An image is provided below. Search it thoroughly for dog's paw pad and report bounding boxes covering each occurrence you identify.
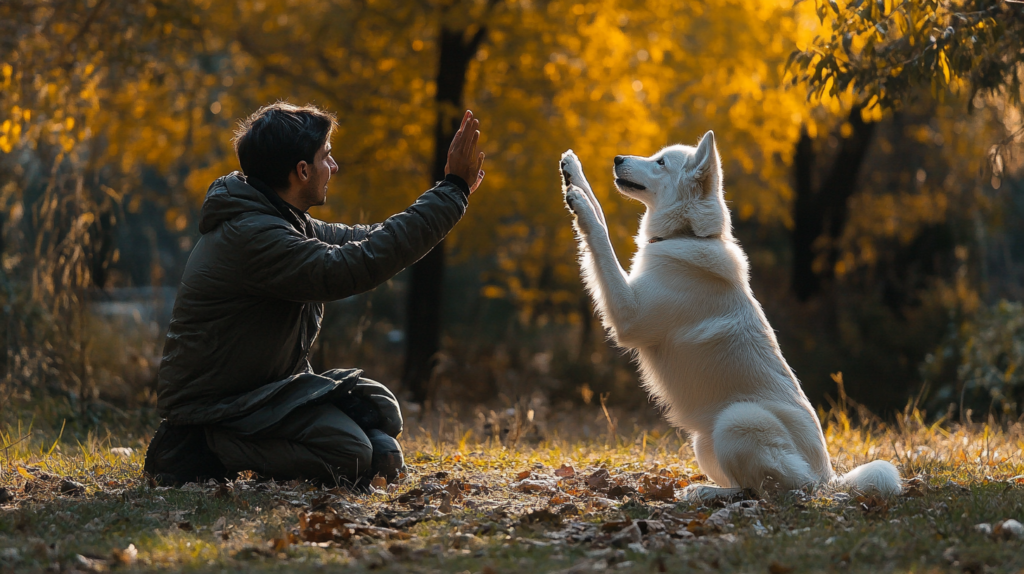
[564,187,583,212]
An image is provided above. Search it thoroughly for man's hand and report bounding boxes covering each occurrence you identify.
[445,110,486,195]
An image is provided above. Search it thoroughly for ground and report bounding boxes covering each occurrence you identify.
[0,405,1023,573]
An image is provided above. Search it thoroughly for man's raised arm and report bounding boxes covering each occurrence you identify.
[240,110,486,302]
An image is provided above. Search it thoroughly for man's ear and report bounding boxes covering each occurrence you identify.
[295,160,310,182]
[693,130,721,196]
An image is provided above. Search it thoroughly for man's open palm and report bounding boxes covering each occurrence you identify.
[445,110,485,194]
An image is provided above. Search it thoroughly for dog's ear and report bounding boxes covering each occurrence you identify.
[693,130,722,197]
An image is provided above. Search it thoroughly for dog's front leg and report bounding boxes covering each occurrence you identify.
[563,184,648,348]
[560,150,606,230]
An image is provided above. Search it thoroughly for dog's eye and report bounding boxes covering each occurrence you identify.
[656,158,665,166]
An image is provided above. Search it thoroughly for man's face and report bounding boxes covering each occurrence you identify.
[302,140,339,207]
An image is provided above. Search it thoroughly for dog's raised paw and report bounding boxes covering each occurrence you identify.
[563,186,584,213]
[560,150,583,187]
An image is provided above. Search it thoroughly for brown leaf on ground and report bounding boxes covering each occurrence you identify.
[600,519,633,532]
[548,494,570,505]
[768,562,794,574]
[521,508,563,526]
[443,481,465,501]
[555,464,576,478]
[516,470,532,480]
[855,495,889,516]
[690,474,708,482]
[298,511,349,543]
[607,484,638,499]
[639,475,676,501]
[513,479,558,494]
[370,476,388,489]
[587,469,611,490]
[269,533,298,552]
[686,518,708,537]
[438,493,453,513]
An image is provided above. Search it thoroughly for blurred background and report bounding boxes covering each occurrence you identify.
[1,0,1022,437]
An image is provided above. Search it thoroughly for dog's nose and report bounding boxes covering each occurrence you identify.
[614,156,625,166]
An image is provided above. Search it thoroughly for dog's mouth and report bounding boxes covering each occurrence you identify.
[614,178,647,191]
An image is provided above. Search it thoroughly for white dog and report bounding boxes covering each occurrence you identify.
[559,132,901,500]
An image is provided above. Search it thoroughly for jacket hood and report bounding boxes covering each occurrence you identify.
[198,172,282,234]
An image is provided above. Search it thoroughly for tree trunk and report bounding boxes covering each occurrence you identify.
[402,25,486,405]
[790,108,876,301]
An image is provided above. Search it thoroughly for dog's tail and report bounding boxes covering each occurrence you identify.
[833,460,902,496]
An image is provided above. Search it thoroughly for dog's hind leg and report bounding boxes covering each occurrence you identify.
[710,403,818,495]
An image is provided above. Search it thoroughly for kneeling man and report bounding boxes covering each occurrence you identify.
[145,103,484,486]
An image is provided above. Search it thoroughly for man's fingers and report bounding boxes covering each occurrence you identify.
[470,169,485,193]
[476,151,485,172]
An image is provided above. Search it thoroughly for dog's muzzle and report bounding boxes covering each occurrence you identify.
[614,178,646,191]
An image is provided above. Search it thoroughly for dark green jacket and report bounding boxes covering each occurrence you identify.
[156,171,468,430]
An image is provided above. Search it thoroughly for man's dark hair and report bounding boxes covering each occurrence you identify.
[232,102,338,190]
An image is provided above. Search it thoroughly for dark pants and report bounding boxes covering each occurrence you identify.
[146,377,404,486]
[207,403,375,482]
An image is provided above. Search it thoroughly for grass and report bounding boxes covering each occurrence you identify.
[0,401,1023,573]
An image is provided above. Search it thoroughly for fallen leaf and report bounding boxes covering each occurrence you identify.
[269,532,298,552]
[587,469,611,490]
[438,493,453,513]
[855,495,889,516]
[513,479,558,494]
[639,475,675,501]
[370,476,388,489]
[690,474,708,482]
[769,562,793,574]
[555,464,576,478]
[16,467,34,481]
[298,511,349,543]
[516,470,532,480]
[521,508,563,526]
[601,519,633,532]
[548,494,570,505]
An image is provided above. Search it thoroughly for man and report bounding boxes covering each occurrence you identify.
[144,103,484,486]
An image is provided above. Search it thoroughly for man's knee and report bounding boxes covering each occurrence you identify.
[335,378,403,438]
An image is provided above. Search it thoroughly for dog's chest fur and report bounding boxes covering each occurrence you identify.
[622,238,802,432]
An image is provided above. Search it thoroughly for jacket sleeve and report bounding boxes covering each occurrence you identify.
[234,179,469,303]
[309,220,377,245]
[310,175,469,245]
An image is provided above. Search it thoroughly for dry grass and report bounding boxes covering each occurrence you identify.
[0,402,1023,573]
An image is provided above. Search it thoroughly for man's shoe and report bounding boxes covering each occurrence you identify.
[366,429,405,482]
